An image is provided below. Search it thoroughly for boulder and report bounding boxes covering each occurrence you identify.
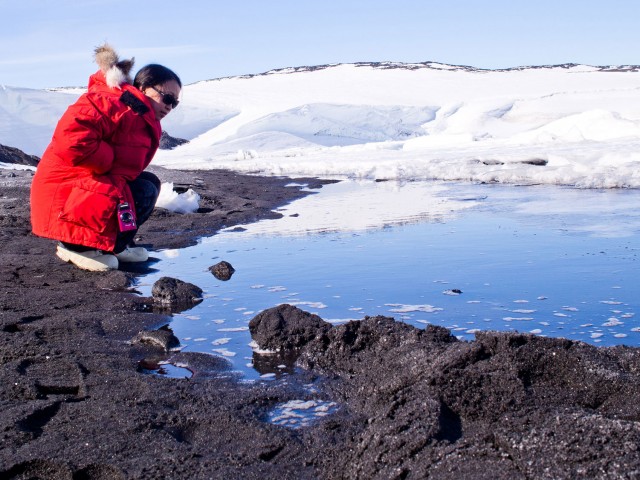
[151,276,203,308]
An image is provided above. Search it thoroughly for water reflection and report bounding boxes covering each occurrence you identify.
[137,181,640,379]
[229,179,480,235]
[138,359,193,379]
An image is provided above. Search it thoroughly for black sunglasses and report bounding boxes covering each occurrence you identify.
[151,86,179,109]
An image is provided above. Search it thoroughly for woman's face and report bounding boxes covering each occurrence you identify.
[143,79,181,121]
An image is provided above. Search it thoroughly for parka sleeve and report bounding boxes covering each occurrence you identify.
[49,101,116,174]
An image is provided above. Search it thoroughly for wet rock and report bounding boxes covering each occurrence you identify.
[249,304,331,352]
[251,349,300,377]
[137,358,193,379]
[209,261,235,281]
[132,325,180,352]
[137,358,166,371]
[169,351,234,379]
[151,276,203,308]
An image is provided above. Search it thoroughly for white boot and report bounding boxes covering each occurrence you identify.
[115,246,149,263]
[56,243,119,272]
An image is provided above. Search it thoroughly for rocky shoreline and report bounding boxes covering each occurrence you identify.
[2,166,640,479]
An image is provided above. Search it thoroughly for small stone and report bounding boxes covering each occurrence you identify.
[443,289,463,295]
[209,261,235,281]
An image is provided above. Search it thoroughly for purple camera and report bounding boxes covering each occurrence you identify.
[117,202,137,232]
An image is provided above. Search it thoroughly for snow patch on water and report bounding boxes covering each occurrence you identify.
[267,399,339,429]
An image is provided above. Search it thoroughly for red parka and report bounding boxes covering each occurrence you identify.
[30,70,162,251]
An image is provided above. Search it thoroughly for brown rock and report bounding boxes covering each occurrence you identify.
[209,260,235,281]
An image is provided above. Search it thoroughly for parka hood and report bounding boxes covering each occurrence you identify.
[93,43,135,89]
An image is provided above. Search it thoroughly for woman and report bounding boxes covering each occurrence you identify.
[30,44,181,271]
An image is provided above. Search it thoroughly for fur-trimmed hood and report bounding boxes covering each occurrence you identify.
[94,43,135,88]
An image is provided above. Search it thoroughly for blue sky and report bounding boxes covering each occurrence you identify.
[2,0,640,89]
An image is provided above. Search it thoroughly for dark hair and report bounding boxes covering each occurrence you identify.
[133,64,182,90]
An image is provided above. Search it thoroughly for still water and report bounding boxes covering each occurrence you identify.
[137,181,640,380]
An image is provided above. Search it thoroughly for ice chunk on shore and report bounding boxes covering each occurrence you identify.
[156,182,200,213]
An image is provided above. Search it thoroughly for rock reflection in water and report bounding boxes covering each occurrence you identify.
[250,349,300,378]
[138,359,193,379]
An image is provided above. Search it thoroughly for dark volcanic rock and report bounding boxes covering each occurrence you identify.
[0,143,40,166]
[151,276,203,308]
[249,304,331,352]
[298,315,457,372]
[209,260,235,281]
[159,130,189,150]
[248,306,640,478]
[519,158,548,166]
[303,317,640,479]
[132,325,180,352]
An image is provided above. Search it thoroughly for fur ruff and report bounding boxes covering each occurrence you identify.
[94,43,135,88]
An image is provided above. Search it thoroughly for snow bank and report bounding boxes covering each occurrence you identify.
[2,63,640,188]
